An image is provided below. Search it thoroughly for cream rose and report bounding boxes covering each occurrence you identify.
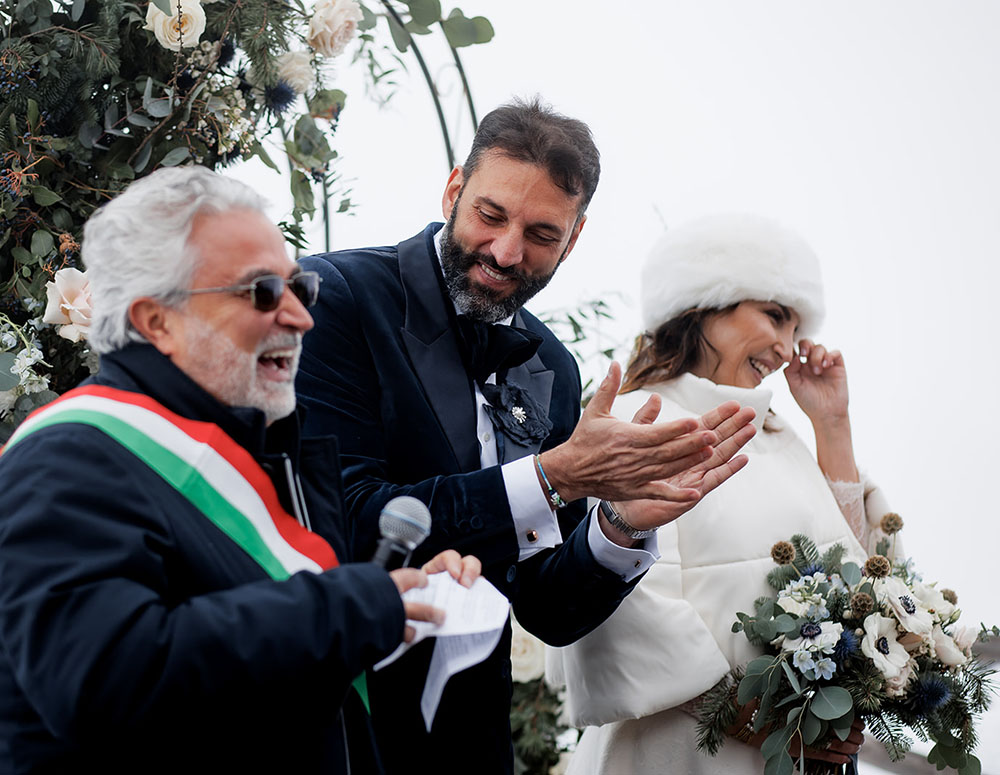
[144,0,206,52]
[884,659,916,697]
[952,625,978,656]
[510,615,545,683]
[277,51,317,95]
[42,268,92,343]
[932,625,968,668]
[307,0,363,59]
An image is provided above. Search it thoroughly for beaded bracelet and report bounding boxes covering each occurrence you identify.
[533,454,567,509]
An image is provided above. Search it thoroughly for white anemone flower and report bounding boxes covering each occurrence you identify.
[876,576,933,637]
[861,613,910,678]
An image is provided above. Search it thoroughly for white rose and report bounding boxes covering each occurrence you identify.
[912,580,956,621]
[952,625,978,656]
[932,625,968,668]
[144,0,206,52]
[42,267,92,342]
[776,594,809,618]
[307,0,363,58]
[861,613,910,679]
[510,616,545,683]
[277,51,317,95]
[0,389,17,413]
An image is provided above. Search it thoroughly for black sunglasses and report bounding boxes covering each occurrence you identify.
[186,271,321,311]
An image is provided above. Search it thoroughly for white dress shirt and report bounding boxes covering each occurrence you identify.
[433,230,657,581]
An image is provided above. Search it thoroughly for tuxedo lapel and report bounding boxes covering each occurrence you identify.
[398,225,481,472]
[500,311,554,463]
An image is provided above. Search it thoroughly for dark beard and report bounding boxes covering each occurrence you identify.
[440,213,560,324]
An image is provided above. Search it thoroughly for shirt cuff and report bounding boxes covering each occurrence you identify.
[502,455,563,561]
[587,503,660,582]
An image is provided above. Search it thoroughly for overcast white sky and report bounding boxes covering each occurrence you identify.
[233,2,1000,767]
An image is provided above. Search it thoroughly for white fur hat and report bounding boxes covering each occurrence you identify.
[640,214,825,338]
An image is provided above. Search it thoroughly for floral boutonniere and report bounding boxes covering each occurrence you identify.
[481,380,553,446]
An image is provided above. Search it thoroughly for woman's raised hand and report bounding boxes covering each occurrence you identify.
[784,339,850,425]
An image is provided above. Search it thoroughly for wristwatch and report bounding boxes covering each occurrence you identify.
[598,499,657,540]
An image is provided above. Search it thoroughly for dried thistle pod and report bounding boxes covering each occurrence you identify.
[850,592,875,618]
[864,554,891,579]
[771,541,795,565]
[880,512,904,535]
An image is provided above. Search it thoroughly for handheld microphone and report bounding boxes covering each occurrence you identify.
[371,496,432,570]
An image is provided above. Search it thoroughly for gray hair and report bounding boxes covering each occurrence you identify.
[81,165,267,354]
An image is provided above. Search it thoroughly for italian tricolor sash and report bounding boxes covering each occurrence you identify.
[2,384,339,578]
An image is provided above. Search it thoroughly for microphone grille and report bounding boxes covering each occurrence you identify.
[378,496,432,550]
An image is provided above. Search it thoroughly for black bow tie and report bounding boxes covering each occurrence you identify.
[454,315,543,387]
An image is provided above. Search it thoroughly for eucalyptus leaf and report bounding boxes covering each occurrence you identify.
[780,660,802,694]
[958,754,982,775]
[811,686,853,720]
[801,708,821,745]
[78,121,102,149]
[830,707,854,741]
[0,353,19,392]
[152,0,173,14]
[27,99,39,129]
[841,561,862,586]
[358,2,377,31]
[134,142,153,174]
[404,20,432,35]
[251,142,280,173]
[737,672,764,705]
[785,705,802,724]
[761,724,796,760]
[405,0,441,26]
[11,247,33,264]
[387,14,411,53]
[471,16,494,44]
[756,619,778,641]
[146,98,173,118]
[159,147,190,167]
[763,752,794,775]
[440,12,477,47]
[775,614,798,634]
[30,229,54,258]
[71,0,85,22]
[126,112,157,128]
[51,208,72,230]
[31,186,62,206]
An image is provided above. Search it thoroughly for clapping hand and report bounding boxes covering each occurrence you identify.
[539,362,756,544]
[603,381,757,539]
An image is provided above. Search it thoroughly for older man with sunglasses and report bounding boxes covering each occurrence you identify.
[0,166,481,774]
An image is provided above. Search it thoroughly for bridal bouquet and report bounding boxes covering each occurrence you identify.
[696,518,996,775]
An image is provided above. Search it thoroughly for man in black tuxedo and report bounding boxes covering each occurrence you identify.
[297,98,756,773]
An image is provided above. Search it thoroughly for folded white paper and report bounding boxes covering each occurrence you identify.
[373,572,510,730]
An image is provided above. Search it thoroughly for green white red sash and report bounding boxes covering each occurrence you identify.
[2,385,339,578]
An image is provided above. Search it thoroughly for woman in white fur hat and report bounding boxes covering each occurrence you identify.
[548,214,893,774]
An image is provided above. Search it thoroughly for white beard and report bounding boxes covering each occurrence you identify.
[182,317,301,425]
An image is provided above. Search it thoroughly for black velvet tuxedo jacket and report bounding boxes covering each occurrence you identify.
[297,224,637,774]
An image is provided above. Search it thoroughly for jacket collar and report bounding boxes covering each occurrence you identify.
[92,343,302,459]
[397,224,554,468]
[398,224,481,471]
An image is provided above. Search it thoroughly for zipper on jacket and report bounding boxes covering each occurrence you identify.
[281,453,312,531]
